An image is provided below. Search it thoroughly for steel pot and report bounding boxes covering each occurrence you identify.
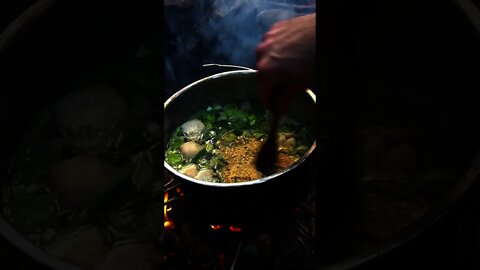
[0,1,162,269]
[163,69,317,224]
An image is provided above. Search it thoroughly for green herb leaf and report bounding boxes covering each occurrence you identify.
[221,131,237,142]
[166,153,182,165]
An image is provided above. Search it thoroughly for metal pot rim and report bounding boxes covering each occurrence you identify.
[164,69,316,187]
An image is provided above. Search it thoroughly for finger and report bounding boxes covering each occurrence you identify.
[261,30,271,41]
[255,38,273,60]
[263,28,277,40]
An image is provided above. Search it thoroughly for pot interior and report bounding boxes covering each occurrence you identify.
[163,70,316,184]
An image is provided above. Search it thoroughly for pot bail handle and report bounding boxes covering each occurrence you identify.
[202,63,255,71]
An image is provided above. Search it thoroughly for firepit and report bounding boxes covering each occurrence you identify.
[161,167,318,270]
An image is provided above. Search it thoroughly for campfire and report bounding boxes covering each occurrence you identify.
[161,172,317,269]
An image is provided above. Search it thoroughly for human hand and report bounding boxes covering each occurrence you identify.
[256,13,316,113]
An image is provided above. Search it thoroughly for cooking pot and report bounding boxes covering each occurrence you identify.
[0,1,162,269]
[163,68,317,224]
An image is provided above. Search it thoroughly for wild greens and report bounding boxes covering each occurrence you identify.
[165,103,312,183]
[2,41,164,268]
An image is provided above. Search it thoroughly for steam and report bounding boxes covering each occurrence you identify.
[164,0,315,93]
[199,0,264,67]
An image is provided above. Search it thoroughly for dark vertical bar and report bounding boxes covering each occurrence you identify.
[316,0,363,263]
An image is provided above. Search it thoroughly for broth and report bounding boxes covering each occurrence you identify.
[165,103,313,183]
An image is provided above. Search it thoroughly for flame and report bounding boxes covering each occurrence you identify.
[210,224,224,230]
[164,192,174,230]
[229,226,242,233]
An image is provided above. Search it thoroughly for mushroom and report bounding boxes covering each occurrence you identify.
[281,132,295,139]
[195,169,215,181]
[54,85,128,154]
[285,137,296,147]
[180,164,198,178]
[277,134,287,146]
[48,155,119,209]
[179,141,203,159]
[46,226,109,269]
[181,119,205,141]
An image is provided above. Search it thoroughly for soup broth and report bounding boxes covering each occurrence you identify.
[165,103,312,183]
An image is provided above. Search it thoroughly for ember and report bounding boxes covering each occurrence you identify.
[175,187,184,196]
[229,226,242,233]
[209,225,242,232]
[164,220,175,230]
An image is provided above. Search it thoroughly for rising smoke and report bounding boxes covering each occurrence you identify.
[164,0,315,93]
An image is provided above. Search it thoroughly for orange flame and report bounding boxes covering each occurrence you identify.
[210,224,224,230]
[164,192,174,230]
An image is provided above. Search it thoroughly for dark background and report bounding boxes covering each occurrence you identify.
[317,0,480,269]
[0,3,49,269]
[1,1,480,269]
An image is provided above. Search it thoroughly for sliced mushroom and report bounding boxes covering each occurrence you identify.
[285,137,296,147]
[180,164,198,178]
[47,226,109,269]
[54,85,128,154]
[195,169,215,181]
[277,134,287,146]
[55,85,127,139]
[281,132,295,139]
[179,141,203,159]
[48,156,118,209]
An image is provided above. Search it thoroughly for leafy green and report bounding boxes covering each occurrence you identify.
[221,131,237,143]
[166,153,182,166]
[169,136,184,150]
[165,102,313,182]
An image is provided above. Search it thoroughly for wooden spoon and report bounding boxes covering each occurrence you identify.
[255,87,284,175]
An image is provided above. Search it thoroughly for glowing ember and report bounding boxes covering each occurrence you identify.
[210,225,242,232]
[164,220,175,230]
[174,187,185,197]
[210,225,224,230]
[229,226,242,233]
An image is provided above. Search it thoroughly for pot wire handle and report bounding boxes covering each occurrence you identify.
[202,63,255,71]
